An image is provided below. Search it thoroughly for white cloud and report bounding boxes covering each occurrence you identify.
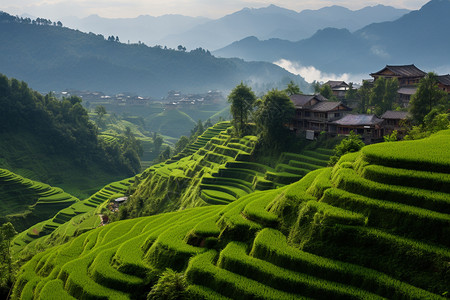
[274,59,366,84]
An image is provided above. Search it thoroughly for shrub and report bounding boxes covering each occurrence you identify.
[147,269,188,300]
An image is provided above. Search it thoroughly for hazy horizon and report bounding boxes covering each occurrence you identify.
[0,0,429,20]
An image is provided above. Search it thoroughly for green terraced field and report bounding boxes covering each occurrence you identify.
[10,130,450,299]
[11,177,135,257]
[0,169,79,232]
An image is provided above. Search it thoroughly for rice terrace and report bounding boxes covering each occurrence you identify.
[0,0,450,299]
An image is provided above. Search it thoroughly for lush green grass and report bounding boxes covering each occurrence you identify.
[361,130,450,173]
[10,130,450,299]
[0,168,79,232]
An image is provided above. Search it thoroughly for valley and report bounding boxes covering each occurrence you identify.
[0,0,449,299]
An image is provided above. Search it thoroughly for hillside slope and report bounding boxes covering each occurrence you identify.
[0,74,138,199]
[11,130,450,299]
[0,12,307,97]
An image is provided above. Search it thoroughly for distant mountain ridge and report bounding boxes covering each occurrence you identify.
[214,0,450,75]
[55,4,409,51]
[0,12,306,97]
[158,4,409,50]
[61,14,210,46]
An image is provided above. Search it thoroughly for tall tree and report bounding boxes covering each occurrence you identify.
[369,77,399,115]
[284,80,301,96]
[254,89,295,148]
[319,84,334,100]
[357,80,372,113]
[95,105,107,119]
[228,83,256,136]
[409,72,449,124]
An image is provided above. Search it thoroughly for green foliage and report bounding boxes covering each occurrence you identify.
[328,131,365,166]
[319,84,335,100]
[228,83,256,137]
[383,130,398,142]
[369,77,399,115]
[284,80,301,96]
[95,105,107,119]
[356,80,372,113]
[409,72,449,124]
[174,136,189,155]
[147,269,188,300]
[254,89,295,149]
[0,222,17,296]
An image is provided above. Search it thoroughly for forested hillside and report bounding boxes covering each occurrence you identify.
[0,74,140,198]
[0,12,307,97]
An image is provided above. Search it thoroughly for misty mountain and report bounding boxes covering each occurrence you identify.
[159,4,409,50]
[60,14,210,46]
[0,12,307,97]
[214,0,450,75]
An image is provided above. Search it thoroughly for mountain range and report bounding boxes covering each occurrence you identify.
[0,12,306,97]
[61,4,409,51]
[214,0,450,75]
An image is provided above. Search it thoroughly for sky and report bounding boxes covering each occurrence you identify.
[0,0,430,20]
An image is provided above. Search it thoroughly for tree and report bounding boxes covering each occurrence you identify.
[153,134,163,154]
[328,131,365,166]
[312,81,321,94]
[0,223,17,296]
[345,82,358,105]
[228,83,257,137]
[284,80,301,96]
[319,84,334,99]
[174,136,189,155]
[357,80,372,113]
[409,72,449,124]
[369,77,399,115]
[95,105,107,119]
[254,89,295,148]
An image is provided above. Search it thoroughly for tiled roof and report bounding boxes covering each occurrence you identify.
[325,81,348,88]
[290,94,327,107]
[438,74,450,86]
[370,64,427,77]
[381,110,409,120]
[311,101,350,112]
[333,114,383,126]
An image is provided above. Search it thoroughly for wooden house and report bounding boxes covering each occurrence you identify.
[370,64,426,87]
[370,64,427,105]
[331,114,384,144]
[381,110,409,138]
[324,81,350,99]
[437,74,450,93]
[290,94,352,135]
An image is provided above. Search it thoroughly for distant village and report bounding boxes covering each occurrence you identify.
[289,64,450,144]
[54,89,226,109]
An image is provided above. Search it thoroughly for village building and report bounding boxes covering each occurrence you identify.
[330,114,384,144]
[290,94,352,136]
[380,110,409,138]
[323,81,350,99]
[370,64,427,106]
[370,64,427,87]
[437,74,450,93]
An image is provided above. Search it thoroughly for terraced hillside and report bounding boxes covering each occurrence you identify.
[12,130,450,299]
[124,122,332,215]
[0,169,78,232]
[11,177,135,257]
